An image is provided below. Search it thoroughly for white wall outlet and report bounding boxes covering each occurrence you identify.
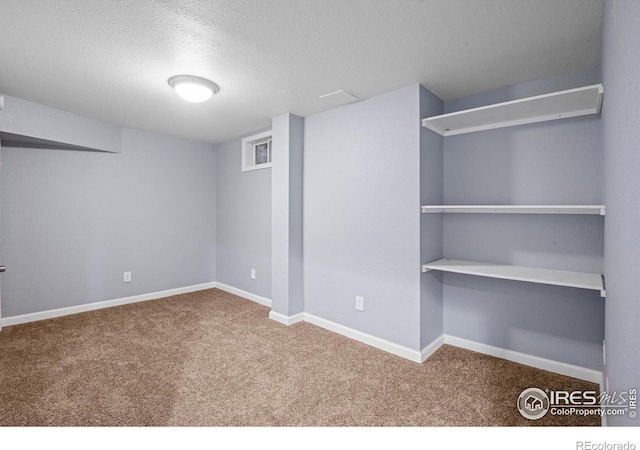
[251,269,256,280]
[124,271,132,283]
[355,296,364,311]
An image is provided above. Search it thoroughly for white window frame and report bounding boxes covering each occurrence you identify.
[241,130,272,172]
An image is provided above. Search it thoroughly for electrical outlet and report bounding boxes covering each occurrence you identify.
[251,269,256,280]
[124,271,132,283]
[355,296,364,311]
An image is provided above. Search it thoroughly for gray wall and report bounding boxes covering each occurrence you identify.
[601,0,640,426]
[1,128,217,317]
[420,85,444,348]
[271,114,304,316]
[304,85,423,350]
[216,133,272,298]
[0,95,121,153]
[442,68,605,370]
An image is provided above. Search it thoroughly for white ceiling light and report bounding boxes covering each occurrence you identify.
[168,75,219,103]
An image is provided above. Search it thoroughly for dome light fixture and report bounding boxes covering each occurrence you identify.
[168,75,219,103]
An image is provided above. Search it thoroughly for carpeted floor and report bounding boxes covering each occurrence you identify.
[0,288,599,426]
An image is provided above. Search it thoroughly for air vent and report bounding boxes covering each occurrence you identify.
[319,90,358,108]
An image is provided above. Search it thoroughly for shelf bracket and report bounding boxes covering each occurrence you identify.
[600,289,606,298]
[600,207,606,216]
[422,266,432,273]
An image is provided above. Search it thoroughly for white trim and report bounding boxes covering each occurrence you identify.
[303,313,422,362]
[268,311,304,326]
[214,282,272,307]
[0,282,217,327]
[241,130,272,172]
[443,334,603,384]
[600,377,607,427]
[241,162,272,172]
[0,278,603,389]
[421,334,445,362]
[264,312,601,384]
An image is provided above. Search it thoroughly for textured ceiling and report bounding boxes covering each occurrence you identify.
[0,0,603,144]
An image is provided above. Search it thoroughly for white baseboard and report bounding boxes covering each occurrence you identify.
[0,281,272,329]
[260,315,601,384]
[443,334,603,384]
[303,313,423,363]
[268,311,304,326]
[0,280,603,388]
[214,282,272,307]
[0,282,217,327]
[421,334,445,362]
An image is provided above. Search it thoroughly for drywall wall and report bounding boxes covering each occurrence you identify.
[216,132,272,298]
[442,68,605,370]
[304,84,423,350]
[271,113,304,317]
[0,128,216,317]
[601,0,640,426]
[419,85,444,349]
[0,95,121,153]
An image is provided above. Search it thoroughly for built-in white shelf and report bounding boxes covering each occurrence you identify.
[421,205,605,215]
[422,258,605,297]
[422,84,604,136]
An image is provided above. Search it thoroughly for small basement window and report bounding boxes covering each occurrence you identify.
[242,130,272,172]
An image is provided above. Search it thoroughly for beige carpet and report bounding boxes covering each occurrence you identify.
[0,288,599,426]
